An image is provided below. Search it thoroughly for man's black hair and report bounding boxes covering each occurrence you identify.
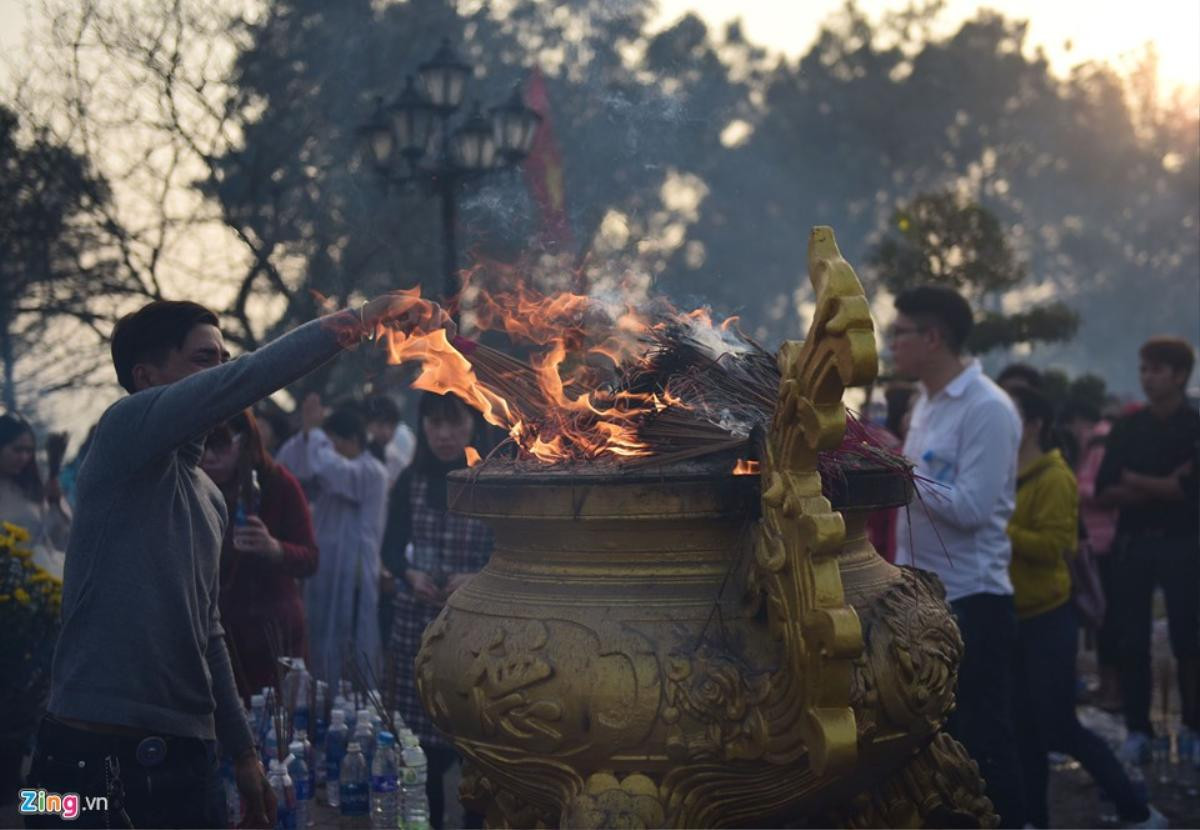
[893,286,974,354]
[363,394,402,426]
[111,300,220,394]
[997,363,1043,390]
[323,405,368,446]
[1140,336,1195,384]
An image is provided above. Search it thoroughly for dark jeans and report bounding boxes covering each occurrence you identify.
[23,717,225,829]
[947,592,1026,828]
[1014,602,1147,826]
[1114,534,1200,733]
[1095,552,1121,668]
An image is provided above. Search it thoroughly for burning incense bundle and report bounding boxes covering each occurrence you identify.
[370,281,910,480]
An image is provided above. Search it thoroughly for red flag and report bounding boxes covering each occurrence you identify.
[522,68,573,252]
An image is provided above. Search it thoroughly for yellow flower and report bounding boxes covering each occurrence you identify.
[2,522,31,543]
[14,588,31,604]
[0,594,10,603]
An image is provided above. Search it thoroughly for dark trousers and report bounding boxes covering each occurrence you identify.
[426,745,483,830]
[23,717,225,829]
[1113,534,1200,733]
[1095,552,1121,668]
[947,592,1026,828]
[1014,602,1147,826]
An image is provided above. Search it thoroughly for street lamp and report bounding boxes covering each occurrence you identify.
[360,39,541,305]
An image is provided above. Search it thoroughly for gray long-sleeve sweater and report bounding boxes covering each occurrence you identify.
[48,314,352,757]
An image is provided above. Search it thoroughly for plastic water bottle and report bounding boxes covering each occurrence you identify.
[314,682,329,787]
[324,710,349,808]
[355,720,376,770]
[370,731,400,830]
[339,741,370,826]
[264,722,280,767]
[401,733,430,830]
[284,659,313,734]
[287,740,312,829]
[268,757,297,830]
[250,694,267,751]
[293,730,316,798]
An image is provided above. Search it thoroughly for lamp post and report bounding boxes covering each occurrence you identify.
[357,38,542,305]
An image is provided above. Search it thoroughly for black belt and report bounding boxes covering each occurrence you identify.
[41,716,207,768]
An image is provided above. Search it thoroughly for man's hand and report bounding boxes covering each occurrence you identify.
[301,392,324,434]
[44,476,64,506]
[405,568,443,606]
[445,572,475,594]
[234,752,277,828]
[233,516,284,562]
[363,294,457,340]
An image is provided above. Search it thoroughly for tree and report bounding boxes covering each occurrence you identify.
[869,189,1079,352]
[0,104,121,411]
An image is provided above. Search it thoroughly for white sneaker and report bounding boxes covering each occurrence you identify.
[1125,804,1168,829]
[1119,731,1152,765]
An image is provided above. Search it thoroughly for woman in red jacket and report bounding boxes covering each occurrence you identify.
[202,409,319,699]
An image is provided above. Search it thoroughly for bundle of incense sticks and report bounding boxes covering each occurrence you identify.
[455,321,912,479]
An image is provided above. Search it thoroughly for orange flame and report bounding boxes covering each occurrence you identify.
[732,459,760,476]
[369,279,742,466]
[465,446,482,468]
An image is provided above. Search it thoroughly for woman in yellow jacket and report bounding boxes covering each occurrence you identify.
[1007,386,1161,828]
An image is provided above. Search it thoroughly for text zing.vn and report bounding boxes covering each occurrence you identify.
[19,789,108,820]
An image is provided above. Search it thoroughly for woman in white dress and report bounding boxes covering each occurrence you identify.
[0,412,71,578]
[276,396,388,689]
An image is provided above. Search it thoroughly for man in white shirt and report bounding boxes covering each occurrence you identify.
[891,286,1025,828]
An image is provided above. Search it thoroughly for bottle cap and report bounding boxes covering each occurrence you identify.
[377,731,395,747]
[289,740,305,754]
[347,741,361,753]
[251,693,265,707]
[331,709,346,724]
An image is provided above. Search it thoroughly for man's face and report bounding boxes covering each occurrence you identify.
[133,324,229,391]
[330,434,363,460]
[887,313,932,380]
[1140,360,1186,403]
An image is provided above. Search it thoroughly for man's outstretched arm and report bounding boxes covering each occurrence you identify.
[97,298,450,477]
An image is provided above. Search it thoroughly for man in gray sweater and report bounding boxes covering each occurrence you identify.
[26,295,447,828]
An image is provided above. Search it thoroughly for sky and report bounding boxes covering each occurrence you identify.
[1,0,1198,91]
[650,0,1200,92]
[0,0,1196,430]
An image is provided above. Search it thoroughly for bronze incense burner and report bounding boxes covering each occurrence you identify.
[416,228,997,828]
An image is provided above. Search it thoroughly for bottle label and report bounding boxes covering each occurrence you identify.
[293,709,309,732]
[340,782,369,816]
[371,774,397,793]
